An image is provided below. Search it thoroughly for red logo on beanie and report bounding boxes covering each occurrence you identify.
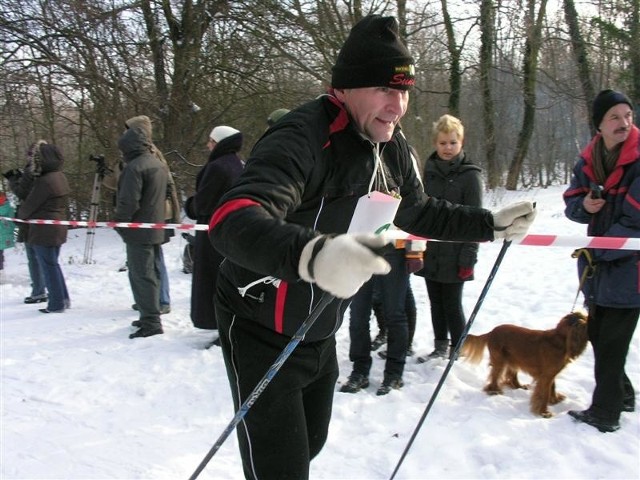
[390,74,416,87]
[389,64,415,88]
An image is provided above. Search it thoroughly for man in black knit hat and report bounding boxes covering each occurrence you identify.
[208,14,536,479]
[564,89,640,433]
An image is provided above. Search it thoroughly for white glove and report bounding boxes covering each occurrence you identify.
[299,233,392,298]
[492,201,537,241]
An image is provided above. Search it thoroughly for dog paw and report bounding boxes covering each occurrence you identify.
[540,411,553,418]
[484,386,503,395]
[550,393,566,405]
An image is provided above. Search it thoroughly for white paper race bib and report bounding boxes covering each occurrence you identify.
[347,191,401,234]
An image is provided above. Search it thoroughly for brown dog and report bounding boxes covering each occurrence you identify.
[461,312,589,418]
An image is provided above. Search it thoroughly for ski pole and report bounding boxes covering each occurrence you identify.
[389,239,513,480]
[188,291,335,480]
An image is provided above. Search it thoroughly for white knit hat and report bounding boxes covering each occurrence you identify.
[209,126,240,143]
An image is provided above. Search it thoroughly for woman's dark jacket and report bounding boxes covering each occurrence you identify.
[415,151,483,283]
[564,125,640,308]
[17,145,70,247]
[209,94,497,342]
[185,132,244,329]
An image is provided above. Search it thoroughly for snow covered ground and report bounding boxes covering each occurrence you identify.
[1,185,638,479]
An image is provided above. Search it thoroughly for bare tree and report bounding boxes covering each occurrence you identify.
[505,0,548,190]
[479,0,500,188]
[563,0,596,134]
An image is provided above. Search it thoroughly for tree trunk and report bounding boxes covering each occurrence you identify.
[506,0,548,191]
[480,0,499,189]
[441,0,461,116]
[563,0,596,134]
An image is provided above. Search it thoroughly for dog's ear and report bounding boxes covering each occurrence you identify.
[566,314,589,359]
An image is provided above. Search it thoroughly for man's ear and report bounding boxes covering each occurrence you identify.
[333,88,346,102]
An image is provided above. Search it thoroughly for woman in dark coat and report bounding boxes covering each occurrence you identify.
[415,114,483,361]
[185,126,244,331]
[17,143,71,313]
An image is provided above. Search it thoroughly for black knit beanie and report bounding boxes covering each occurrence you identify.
[332,15,415,91]
[592,89,633,130]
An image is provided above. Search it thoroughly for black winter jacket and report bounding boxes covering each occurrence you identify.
[210,94,496,342]
[415,151,483,283]
[185,132,244,225]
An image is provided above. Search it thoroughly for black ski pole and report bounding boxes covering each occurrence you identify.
[188,291,335,480]
[389,239,513,480]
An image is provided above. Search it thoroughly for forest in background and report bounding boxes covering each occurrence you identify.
[1,0,638,220]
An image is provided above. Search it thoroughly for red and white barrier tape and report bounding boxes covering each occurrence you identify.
[2,216,639,250]
[1,216,209,231]
[384,230,640,251]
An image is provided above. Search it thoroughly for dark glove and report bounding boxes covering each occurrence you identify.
[458,266,474,280]
[3,169,22,180]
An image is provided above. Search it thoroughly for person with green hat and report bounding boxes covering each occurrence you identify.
[266,108,290,127]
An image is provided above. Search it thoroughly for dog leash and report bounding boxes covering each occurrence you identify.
[389,239,513,480]
[570,248,595,311]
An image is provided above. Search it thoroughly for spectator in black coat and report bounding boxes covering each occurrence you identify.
[185,126,244,333]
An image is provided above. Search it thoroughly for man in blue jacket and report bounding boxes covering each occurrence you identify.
[209,14,536,479]
[564,89,640,433]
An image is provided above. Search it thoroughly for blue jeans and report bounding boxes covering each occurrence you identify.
[26,242,46,297]
[32,245,69,311]
[157,246,170,306]
[348,248,409,379]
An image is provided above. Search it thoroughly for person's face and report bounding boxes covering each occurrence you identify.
[334,87,408,143]
[207,138,217,152]
[435,131,463,160]
[599,103,633,150]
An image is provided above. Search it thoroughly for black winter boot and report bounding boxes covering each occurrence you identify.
[417,339,449,363]
[371,330,387,351]
[340,373,369,393]
[376,376,404,396]
[568,409,620,432]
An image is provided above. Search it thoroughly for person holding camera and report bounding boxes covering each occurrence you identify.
[16,142,71,313]
[564,89,640,432]
[4,140,50,304]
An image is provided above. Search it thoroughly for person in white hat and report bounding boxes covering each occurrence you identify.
[185,126,244,337]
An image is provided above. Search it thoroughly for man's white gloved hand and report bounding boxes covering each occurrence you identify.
[299,233,392,298]
[492,201,537,241]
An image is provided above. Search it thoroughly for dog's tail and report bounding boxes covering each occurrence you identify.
[460,334,488,364]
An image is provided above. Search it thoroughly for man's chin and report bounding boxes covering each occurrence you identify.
[367,128,395,143]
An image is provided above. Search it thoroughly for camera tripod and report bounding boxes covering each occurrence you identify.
[83,156,112,264]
